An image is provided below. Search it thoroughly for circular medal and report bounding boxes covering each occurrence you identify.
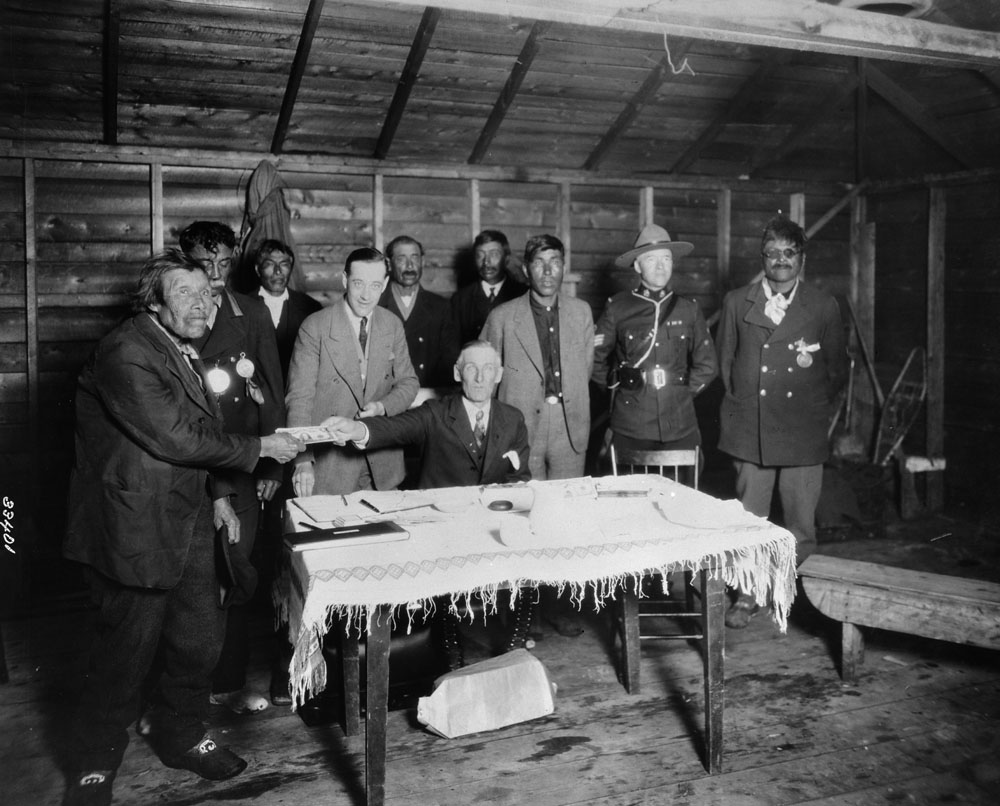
[796,352,813,368]
[207,367,231,394]
[235,356,255,378]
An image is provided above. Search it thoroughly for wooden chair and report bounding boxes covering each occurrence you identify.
[610,444,702,694]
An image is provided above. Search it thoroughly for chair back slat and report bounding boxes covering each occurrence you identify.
[610,444,700,489]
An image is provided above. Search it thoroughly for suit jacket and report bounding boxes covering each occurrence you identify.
[64,314,260,589]
[379,285,460,388]
[450,274,527,345]
[285,299,419,494]
[364,394,530,489]
[716,280,848,467]
[482,293,595,456]
[263,287,323,380]
[193,290,286,504]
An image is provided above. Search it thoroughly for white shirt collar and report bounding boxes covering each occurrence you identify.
[481,278,505,297]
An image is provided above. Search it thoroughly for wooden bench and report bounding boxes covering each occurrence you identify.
[798,554,1000,683]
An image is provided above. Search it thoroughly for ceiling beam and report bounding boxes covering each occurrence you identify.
[271,0,326,156]
[670,52,790,175]
[583,40,693,171]
[748,72,860,178]
[866,65,977,170]
[468,20,549,164]
[370,0,1000,68]
[103,0,121,146]
[374,6,442,160]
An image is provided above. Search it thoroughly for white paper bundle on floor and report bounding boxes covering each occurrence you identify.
[416,649,556,738]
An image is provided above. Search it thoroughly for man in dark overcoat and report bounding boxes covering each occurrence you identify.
[379,234,459,389]
[180,221,286,714]
[62,251,302,806]
[716,215,848,627]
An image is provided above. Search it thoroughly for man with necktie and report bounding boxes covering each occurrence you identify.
[285,247,418,497]
[450,230,527,345]
[716,215,848,627]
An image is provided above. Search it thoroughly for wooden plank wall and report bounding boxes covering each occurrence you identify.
[0,155,855,563]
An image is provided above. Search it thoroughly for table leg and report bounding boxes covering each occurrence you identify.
[341,629,361,736]
[701,570,725,774]
[366,604,391,806]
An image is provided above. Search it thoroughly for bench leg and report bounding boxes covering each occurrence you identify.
[841,622,864,683]
[620,589,641,694]
[702,570,725,774]
[341,629,361,736]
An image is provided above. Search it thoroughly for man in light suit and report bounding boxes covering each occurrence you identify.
[482,234,595,481]
[62,251,302,806]
[716,215,848,627]
[286,247,419,496]
[180,221,286,715]
[451,229,527,345]
[379,234,459,389]
[252,239,323,379]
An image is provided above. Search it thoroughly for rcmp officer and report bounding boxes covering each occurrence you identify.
[716,215,848,627]
[592,224,718,455]
[180,221,286,712]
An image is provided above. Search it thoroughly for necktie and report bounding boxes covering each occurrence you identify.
[764,293,788,325]
[474,409,486,449]
[359,316,368,353]
[178,343,204,388]
[487,287,496,304]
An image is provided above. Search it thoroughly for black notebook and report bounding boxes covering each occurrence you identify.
[284,520,410,552]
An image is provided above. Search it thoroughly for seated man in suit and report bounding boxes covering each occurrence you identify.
[321,340,533,653]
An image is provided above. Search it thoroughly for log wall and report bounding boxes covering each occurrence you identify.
[1,152,854,562]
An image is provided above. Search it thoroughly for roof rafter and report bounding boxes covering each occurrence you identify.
[670,52,791,175]
[271,0,326,155]
[468,20,550,164]
[375,0,1000,68]
[103,0,121,146]
[748,72,860,177]
[583,40,693,171]
[866,65,977,170]
[374,6,442,160]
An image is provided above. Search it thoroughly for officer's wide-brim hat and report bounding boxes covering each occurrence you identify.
[615,224,694,268]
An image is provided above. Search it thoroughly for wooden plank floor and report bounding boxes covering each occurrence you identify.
[3,511,999,806]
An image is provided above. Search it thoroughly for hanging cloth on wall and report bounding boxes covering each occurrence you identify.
[237,159,301,293]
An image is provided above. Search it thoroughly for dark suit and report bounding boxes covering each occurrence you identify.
[364,394,530,489]
[64,313,260,771]
[450,274,527,345]
[192,289,285,692]
[379,285,459,388]
[258,287,322,380]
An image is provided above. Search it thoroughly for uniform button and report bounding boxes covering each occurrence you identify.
[788,367,793,372]
[760,389,767,396]
[763,344,770,349]
[655,342,660,347]
[787,392,793,398]
[555,371,560,377]
[419,364,425,369]
[761,365,768,373]
[418,337,424,343]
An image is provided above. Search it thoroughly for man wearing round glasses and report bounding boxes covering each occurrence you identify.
[716,215,848,628]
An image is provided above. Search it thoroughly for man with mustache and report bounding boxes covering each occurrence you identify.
[378,234,459,389]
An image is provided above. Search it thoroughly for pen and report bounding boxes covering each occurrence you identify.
[298,521,321,531]
[289,498,310,517]
[360,499,380,513]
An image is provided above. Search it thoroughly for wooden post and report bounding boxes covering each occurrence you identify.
[850,195,877,446]
[366,605,392,806]
[716,188,732,294]
[558,180,579,297]
[926,187,946,510]
[23,158,39,505]
[789,192,805,227]
[639,186,654,227]
[372,173,384,251]
[469,178,480,241]
[150,162,163,252]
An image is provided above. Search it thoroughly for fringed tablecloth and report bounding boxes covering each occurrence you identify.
[276,475,797,707]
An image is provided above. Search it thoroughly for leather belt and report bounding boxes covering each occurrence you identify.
[544,395,560,405]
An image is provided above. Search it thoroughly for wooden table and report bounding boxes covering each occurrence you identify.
[279,476,797,806]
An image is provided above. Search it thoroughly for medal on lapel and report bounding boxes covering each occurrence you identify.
[791,338,820,368]
[235,353,255,379]
[207,367,231,394]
